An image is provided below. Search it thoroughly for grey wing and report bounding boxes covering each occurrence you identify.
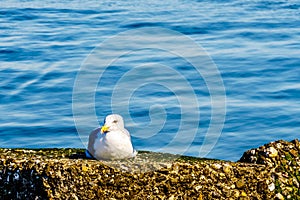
[88,127,100,156]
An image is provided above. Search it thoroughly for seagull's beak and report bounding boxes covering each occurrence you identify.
[101,125,109,134]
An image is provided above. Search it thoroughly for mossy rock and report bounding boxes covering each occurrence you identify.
[239,139,300,199]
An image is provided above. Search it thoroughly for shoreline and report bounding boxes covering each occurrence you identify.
[0,139,299,199]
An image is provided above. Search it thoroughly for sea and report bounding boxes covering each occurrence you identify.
[1,0,300,161]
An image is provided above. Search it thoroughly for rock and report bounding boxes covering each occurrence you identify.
[240,191,247,197]
[266,147,278,158]
[0,139,299,199]
[275,193,284,200]
[222,164,232,174]
[212,163,222,170]
[268,182,275,191]
[235,179,245,189]
[232,190,240,198]
[239,139,300,200]
[290,149,298,157]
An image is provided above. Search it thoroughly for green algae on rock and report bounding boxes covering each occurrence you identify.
[0,139,299,199]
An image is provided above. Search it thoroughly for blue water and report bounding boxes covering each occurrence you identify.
[1,0,300,161]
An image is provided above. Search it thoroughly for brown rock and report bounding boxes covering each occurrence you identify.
[1,139,299,199]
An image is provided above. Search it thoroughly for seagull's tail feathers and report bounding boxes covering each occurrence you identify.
[132,149,138,157]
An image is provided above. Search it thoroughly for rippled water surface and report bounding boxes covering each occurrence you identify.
[1,0,300,161]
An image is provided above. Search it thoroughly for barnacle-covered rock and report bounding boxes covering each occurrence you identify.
[239,139,300,199]
[0,139,299,199]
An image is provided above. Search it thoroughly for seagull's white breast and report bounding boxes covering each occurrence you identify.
[93,130,134,160]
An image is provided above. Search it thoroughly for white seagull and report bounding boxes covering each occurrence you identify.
[86,114,137,160]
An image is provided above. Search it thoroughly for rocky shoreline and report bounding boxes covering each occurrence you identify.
[0,139,299,199]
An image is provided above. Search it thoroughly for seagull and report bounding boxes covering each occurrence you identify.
[86,114,137,160]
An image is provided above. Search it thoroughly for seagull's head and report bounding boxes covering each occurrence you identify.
[101,114,125,134]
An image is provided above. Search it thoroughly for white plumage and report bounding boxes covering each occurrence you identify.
[87,114,137,160]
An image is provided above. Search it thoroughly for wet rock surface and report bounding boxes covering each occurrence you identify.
[0,139,299,199]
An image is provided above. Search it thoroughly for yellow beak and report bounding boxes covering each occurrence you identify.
[101,125,109,134]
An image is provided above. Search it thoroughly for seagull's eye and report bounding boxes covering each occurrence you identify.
[112,120,118,123]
